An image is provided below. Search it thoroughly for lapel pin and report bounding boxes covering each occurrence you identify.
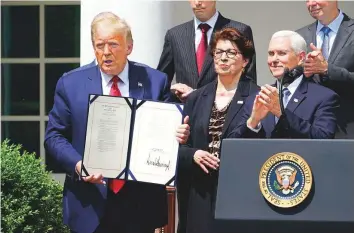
[294,98,299,103]
[237,100,243,104]
[138,82,143,87]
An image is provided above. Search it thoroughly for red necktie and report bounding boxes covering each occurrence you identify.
[108,76,125,194]
[196,23,211,75]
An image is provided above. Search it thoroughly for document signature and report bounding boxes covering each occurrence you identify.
[146,148,171,171]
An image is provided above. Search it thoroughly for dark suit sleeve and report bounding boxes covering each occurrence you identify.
[160,73,172,102]
[279,92,340,139]
[243,26,257,82]
[327,63,354,84]
[227,94,266,138]
[178,93,198,169]
[157,30,175,87]
[44,77,82,175]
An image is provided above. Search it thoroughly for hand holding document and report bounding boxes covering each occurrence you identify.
[81,95,183,186]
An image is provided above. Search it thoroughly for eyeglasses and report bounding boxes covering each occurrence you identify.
[213,49,241,59]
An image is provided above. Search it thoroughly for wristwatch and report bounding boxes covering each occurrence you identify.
[321,69,329,82]
[323,69,329,76]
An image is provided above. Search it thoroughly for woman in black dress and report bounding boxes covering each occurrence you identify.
[178,27,259,233]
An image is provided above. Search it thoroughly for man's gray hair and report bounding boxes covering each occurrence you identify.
[271,30,307,54]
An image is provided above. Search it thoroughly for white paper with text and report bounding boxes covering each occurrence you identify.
[82,95,132,178]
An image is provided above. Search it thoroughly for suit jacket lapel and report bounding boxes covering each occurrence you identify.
[128,61,145,99]
[221,78,250,137]
[285,79,307,113]
[329,14,353,63]
[184,21,199,87]
[86,66,103,96]
[308,22,318,47]
[200,81,217,148]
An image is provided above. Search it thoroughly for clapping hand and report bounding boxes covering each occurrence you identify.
[303,43,328,77]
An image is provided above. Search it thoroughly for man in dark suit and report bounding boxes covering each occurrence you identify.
[296,0,354,138]
[229,30,339,139]
[157,0,256,103]
[45,12,180,233]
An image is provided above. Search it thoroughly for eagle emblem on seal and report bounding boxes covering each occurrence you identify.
[274,165,300,195]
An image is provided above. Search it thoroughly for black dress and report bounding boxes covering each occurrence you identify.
[177,76,259,233]
[186,102,230,233]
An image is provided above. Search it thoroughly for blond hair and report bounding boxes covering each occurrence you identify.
[91,12,133,45]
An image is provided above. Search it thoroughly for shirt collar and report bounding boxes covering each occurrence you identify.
[101,61,129,87]
[286,75,303,94]
[194,11,219,32]
[277,75,303,94]
[316,10,344,34]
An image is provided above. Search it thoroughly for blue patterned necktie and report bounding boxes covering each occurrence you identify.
[275,88,291,124]
[321,26,331,60]
[282,88,291,108]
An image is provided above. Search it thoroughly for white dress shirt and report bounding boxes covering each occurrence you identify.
[316,11,344,54]
[100,61,130,97]
[194,11,219,51]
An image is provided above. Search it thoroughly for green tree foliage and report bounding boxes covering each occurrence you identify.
[1,140,69,233]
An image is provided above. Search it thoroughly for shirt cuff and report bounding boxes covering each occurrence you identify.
[75,165,82,180]
[247,121,262,133]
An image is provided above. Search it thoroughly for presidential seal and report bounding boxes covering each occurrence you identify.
[259,152,313,208]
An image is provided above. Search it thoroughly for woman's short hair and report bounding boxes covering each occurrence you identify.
[210,27,255,60]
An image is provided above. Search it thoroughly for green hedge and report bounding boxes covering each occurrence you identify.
[1,140,70,233]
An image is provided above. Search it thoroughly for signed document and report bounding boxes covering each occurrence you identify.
[129,100,182,185]
[82,95,183,186]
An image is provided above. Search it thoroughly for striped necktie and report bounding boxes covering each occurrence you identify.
[275,88,291,124]
[321,26,331,60]
[196,23,211,75]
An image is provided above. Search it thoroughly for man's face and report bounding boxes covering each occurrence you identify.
[267,37,304,79]
[306,0,337,21]
[189,0,216,22]
[93,24,133,75]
